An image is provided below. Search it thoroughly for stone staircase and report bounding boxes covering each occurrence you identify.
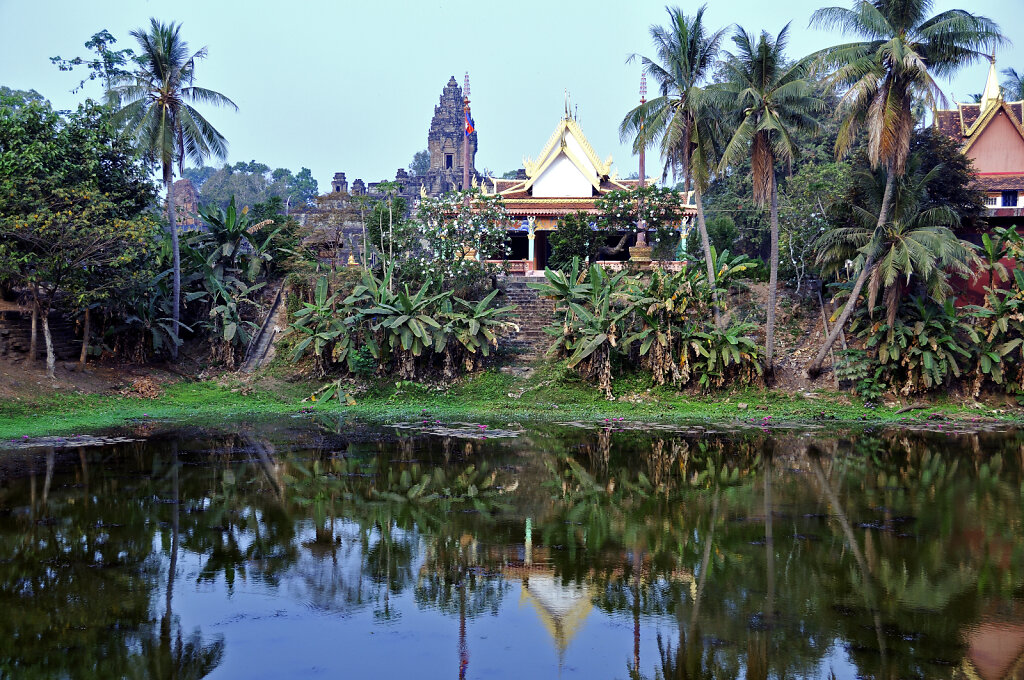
[498,276,555,362]
[240,282,288,373]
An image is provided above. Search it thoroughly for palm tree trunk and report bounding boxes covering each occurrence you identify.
[807,168,896,377]
[693,190,721,327]
[165,167,181,360]
[78,307,90,371]
[765,171,779,377]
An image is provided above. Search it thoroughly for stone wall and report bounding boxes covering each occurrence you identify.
[0,311,80,360]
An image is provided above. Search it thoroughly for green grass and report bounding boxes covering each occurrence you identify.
[1,361,1016,441]
[0,381,302,440]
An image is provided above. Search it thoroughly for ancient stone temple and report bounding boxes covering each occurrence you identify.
[328,76,480,203]
[421,75,479,195]
[171,178,201,229]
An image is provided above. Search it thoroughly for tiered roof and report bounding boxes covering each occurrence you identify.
[933,59,1024,196]
[485,115,665,220]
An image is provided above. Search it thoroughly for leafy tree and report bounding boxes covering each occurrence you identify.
[595,186,689,260]
[409,149,430,176]
[549,212,600,270]
[834,128,985,236]
[50,29,139,104]
[807,0,1003,376]
[113,18,238,359]
[198,163,268,210]
[777,161,850,292]
[0,97,158,375]
[686,214,738,258]
[0,86,46,107]
[181,164,217,191]
[192,162,318,211]
[621,5,726,323]
[715,24,823,375]
[409,190,512,290]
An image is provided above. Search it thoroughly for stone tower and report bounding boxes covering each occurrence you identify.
[425,76,478,195]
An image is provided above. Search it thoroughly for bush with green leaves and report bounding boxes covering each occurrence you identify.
[851,298,976,396]
[549,211,600,270]
[965,226,1024,396]
[833,349,886,402]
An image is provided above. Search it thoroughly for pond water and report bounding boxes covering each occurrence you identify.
[1,416,1023,679]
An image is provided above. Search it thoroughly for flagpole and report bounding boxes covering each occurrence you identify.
[463,72,471,192]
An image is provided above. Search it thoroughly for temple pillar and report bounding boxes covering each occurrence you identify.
[527,217,537,270]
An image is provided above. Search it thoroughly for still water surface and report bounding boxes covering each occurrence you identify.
[1,416,1022,679]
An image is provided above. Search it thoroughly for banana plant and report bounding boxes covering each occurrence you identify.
[436,289,517,377]
[967,267,1024,395]
[688,323,764,390]
[533,259,635,398]
[289,274,351,377]
[197,196,280,281]
[624,265,712,385]
[347,265,451,379]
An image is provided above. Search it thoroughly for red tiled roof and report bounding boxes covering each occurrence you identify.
[935,101,1024,141]
[503,199,603,216]
[975,174,1024,191]
[934,109,961,138]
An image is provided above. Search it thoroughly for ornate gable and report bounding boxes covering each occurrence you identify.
[520,118,614,198]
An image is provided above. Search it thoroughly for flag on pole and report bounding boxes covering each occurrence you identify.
[465,110,475,136]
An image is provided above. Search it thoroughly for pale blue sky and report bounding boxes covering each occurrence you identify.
[2,0,1021,191]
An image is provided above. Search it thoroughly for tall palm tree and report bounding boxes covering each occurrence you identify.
[621,5,726,326]
[114,19,237,358]
[806,0,1002,377]
[1003,67,1024,101]
[714,25,823,375]
[815,158,977,325]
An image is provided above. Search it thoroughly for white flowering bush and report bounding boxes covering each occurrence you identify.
[407,190,512,290]
[595,186,688,255]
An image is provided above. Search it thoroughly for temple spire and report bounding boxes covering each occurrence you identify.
[982,53,1001,110]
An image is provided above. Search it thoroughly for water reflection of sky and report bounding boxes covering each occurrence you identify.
[2,420,1024,679]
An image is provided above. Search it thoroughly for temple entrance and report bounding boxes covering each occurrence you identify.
[536,231,551,271]
[508,234,529,261]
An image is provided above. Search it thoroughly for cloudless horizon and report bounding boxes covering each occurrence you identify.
[2,0,1021,194]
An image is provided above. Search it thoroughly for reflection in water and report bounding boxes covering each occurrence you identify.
[1,422,1023,678]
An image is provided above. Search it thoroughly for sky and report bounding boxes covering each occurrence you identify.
[2,0,1022,194]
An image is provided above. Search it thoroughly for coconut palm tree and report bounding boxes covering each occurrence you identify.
[1003,67,1024,101]
[815,158,977,326]
[714,25,823,375]
[114,19,237,358]
[806,0,1002,377]
[620,5,726,326]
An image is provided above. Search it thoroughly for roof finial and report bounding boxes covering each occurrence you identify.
[564,89,570,120]
[463,72,470,101]
[981,52,1000,110]
[640,71,647,104]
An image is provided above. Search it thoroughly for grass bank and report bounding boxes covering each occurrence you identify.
[0,363,1017,441]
